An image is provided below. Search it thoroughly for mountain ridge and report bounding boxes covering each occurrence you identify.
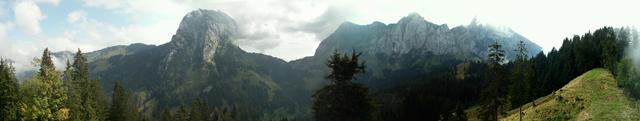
[45,10,545,120]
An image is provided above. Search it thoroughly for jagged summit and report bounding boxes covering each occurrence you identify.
[315,12,542,61]
[399,12,425,22]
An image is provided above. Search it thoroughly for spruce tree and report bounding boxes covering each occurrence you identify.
[509,41,533,106]
[0,59,19,121]
[313,50,374,121]
[480,41,508,121]
[19,48,69,120]
[66,49,108,121]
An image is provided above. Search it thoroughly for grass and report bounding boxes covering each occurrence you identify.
[500,68,640,121]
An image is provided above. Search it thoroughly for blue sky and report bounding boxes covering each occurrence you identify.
[1,0,640,73]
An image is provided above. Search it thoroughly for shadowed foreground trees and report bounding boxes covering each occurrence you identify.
[313,50,375,121]
[0,59,19,121]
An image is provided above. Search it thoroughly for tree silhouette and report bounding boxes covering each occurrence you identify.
[313,50,374,121]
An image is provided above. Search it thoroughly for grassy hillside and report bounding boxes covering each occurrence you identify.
[501,68,640,120]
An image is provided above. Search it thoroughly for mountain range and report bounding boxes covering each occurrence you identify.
[49,9,542,119]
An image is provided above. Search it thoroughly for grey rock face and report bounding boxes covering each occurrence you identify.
[163,9,239,66]
[315,13,542,61]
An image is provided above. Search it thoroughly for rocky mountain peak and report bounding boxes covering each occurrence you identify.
[165,9,240,65]
[176,9,238,38]
[397,13,435,27]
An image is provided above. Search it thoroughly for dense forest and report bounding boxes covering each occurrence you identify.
[0,26,638,121]
[372,27,636,120]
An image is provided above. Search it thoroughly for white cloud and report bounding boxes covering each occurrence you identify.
[77,0,330,61]
[34,0,61,6]
[13,1,46,36]
[67,10,87,23]
[0,1,6,17]
[6,0,640,71]
[82,0,126,10]
[0,22,13,40]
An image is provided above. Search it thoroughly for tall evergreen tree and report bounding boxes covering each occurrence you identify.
[19,48,69,120]
[480,41,508,121]
[509,41,534,106]
[0,59,19,121]
[508,41,534,119]
[313,50,374,121]
[108,81,142,121]
[66,49,108,121]
[108,81,127,121]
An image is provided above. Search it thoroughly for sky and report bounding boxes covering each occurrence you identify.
[1,0,640,73]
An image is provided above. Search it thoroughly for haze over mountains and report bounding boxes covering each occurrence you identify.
[30,9,543,119]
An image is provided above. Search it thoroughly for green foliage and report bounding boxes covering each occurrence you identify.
[65,49,109,121]
[0,59,19,121]
[175,105,190,121]
[39,48,56,78]
[19,48,68,120]
[313,50,374,121]
[480,41,509,121]
[108,81,142,121]
[189,98,210,121]
[313,83,373,121]
[509,41,535,107]
[616,57,640,98]
[161,109,173,121]
[326,50,366,84]
[502,69,640,120]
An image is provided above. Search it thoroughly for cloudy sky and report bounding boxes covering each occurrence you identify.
[1,0,640,72]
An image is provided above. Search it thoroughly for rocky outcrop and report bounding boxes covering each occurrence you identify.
[315,13,542,61]
[163,9,238,66]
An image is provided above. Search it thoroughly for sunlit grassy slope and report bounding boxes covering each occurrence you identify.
[501,68,640,120]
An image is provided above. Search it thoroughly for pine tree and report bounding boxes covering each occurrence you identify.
[508,41,534,120]
[313,50,374,121]
[66,49,108,121]
[509,41,533,106]
[39,48,55,78]
[480,41,508,121]
[108,81,127,121]
[0,59,19,121]
[19,48,69,120]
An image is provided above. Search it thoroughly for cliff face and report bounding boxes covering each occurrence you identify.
[315,13,541,61]
[164,9,239,66]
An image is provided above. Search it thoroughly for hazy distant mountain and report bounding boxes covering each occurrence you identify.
[314,13,541,61]
[292,13,542,89]
[49,10,542,119]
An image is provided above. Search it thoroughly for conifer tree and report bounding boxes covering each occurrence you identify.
[313,50,374,121]
[66,49,108,121]
[109,81,131,121]
[509,41,533,106]
[0,59,19,121]
[19,48,69,120]
[480,41,508,121]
